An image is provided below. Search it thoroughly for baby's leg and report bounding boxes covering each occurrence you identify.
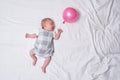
[41,56,51,73]
[29,50,37,66]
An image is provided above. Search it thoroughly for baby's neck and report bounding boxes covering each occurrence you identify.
[43,29,54,31]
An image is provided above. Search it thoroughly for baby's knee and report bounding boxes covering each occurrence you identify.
[29,50,34,55]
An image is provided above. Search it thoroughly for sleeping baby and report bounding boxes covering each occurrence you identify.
[25,18,63,73]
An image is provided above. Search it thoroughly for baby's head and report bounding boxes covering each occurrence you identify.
[41,18,55,31]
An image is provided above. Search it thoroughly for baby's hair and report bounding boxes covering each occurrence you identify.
[41,18,54,29]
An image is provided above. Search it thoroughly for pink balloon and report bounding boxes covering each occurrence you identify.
[63,7,79,23]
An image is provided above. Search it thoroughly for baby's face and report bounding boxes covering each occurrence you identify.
[44,20,55,31]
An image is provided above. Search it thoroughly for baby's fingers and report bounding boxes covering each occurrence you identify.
[58,29,63,32]
[25,33,29,38]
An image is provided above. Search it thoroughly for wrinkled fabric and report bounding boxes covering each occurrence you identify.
[0,0,120,80]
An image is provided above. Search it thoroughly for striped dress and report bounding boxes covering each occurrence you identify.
[32,29,54,57]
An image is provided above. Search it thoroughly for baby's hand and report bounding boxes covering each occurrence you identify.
[25,33,29,38]
[57,29,63,33]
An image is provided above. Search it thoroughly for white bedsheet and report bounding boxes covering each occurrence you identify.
[0,0,120,80]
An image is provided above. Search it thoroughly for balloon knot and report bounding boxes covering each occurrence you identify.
[63,21,65,24]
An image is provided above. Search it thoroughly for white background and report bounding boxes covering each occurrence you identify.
[0,0,120,80]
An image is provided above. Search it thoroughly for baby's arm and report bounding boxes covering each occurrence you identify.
[25,33,38,38]
[54,29,63,40]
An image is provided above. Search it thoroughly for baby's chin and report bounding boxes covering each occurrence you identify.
[49,27,54,31]
[51,29,54,31]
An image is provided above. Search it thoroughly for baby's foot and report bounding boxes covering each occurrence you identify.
[41,66,46,73]
[32,58,37,66]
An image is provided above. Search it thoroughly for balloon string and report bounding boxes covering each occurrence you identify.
[58,21,65,29]
[58,22,62,29]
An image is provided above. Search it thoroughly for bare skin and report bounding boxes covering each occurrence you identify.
[29,50,37,66]
[25,19,63,73]
[41,56,51,73]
